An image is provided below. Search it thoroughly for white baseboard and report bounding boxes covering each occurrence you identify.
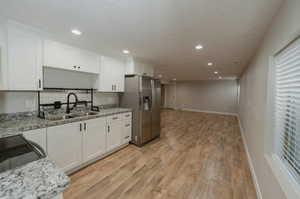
[237,116,262,199]
[180,108,238,116]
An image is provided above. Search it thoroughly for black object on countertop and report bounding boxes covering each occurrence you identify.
[54,101,62,109]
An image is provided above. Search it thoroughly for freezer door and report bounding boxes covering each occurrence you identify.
[140,77,153,144]
[151,79,161,139]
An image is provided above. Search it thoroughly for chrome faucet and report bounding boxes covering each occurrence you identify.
[66,92,78,114]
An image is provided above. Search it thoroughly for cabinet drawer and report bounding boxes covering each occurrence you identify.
[107,114,122,123]
[123,120,132,144]
[122,112,132,120]
[124,120,131,127]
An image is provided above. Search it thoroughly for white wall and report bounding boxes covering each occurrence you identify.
[0,91,118,113]
[238,0,300,198]
[164,80,238,114]
[164,83,176,109]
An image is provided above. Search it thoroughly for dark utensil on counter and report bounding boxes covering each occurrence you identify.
[54,101,62,109]
[91,106,100,112]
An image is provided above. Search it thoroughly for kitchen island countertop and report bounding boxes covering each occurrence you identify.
[0,158,69,199]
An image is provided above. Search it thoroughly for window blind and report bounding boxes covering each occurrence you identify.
[274,37,300,184]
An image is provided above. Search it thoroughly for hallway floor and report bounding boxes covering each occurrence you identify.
[64,109,257,199]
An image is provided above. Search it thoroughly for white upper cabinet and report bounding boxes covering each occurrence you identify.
[6,22,43,90]
[79,49,99,74]
[44,40,99,74]
[125,57,154,77]
[98,56,125,92]
[44,39,80,71]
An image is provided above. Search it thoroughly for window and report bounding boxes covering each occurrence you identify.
[274,37,300,184]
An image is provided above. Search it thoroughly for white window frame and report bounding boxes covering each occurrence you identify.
[265,35,300,199]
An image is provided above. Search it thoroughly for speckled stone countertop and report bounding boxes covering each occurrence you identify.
[0,107,131,199]
[0,158,69,199]
[0,108,132,138]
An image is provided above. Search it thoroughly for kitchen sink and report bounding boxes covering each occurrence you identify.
[85,112,99,116]
[46,115,75,121]
[72,112,99,117]
[46,112,99,121]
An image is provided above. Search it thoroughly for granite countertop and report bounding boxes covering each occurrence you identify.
[0,158,69,199]
[0,108,132,139]
[0,107,131,199]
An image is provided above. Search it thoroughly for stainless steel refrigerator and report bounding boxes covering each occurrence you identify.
[120,75,161,146]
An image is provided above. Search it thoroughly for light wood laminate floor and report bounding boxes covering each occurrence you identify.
[64,109,257,199]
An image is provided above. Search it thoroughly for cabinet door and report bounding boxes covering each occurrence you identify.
[107,118,123,151]
[143,63,154,77]
[114,59,125,92]
[99,56,115,92]
[23,128,47,154]
[47,122,82,172]
[44,40,80,71]
[123,119,132,144]
[79,49,99,74]
[7,24,42,90]
[134,61,145,76]
[99,56,125,92]
[83,117,107,162]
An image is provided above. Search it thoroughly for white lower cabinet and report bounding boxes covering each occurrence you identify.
[106,116,123,151]
[47,122,82,172]
[46,113,132,173]
[123,120,132,144]
[23,128,47,154]
[82,117,107,162]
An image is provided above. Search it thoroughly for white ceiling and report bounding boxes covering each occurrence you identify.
[0,0,283,80]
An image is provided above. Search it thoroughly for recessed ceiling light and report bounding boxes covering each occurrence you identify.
[218,76,222,79]
[71,29,82,35]
[195,45,203,50]
[173,78,177,81]
[208,62,213,66]
[158,74,163,78]
[214,71,218,74]
[122,49,130,54]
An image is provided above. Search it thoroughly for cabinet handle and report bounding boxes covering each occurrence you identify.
[125,124,130,127]
[112,117,118,120]
[125,114,130,117]
[73,66,77,69]
[80,123,82,132]
[112,85,114,91]
[84,123,87,131]
[114,85,117,91]
[38,79,41,89]
[125,136,130,139]
[78,66,81,69]
[108,125,110,133]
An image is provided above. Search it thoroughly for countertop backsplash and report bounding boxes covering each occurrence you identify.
[0,91,119,114]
